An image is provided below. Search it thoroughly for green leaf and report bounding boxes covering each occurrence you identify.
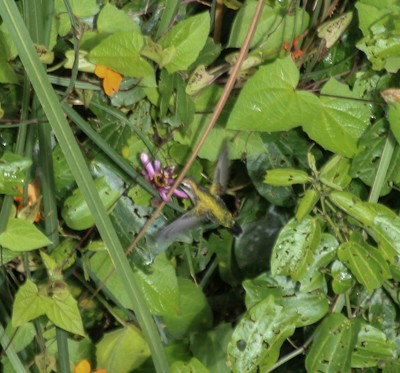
[96,325,151,372]
[174,114,265,161]
[163,278,212,337]
[305,313,360,373]
[12,279,48,327]
[331,260,353,294]
[280,291,329,328]
[356,11,400,73]
[319,155,352,190]
[190,323,233,373]
[350,119,391,192]
[264,168,311,186]
[228,3,309,53]
[62,177,120,230]
[133,254,180,317]
[351,321,397,368]
[0,152,32,195]
[387,101,400,146]
[338,235,391,293]
[171,358,209,372]
[227,296,297,372]
[0,218,51,251]
[5,322,35,353]
[300,233,338,292]
[46,293,85,336]
[88,32,155,83]
[228,3,282,48]
[302,78,371,158]
[271,216,321,280]
[226,57,320,132]
[97,3,140,34]
[90,251,180,316]
[159,12,210,73]
[61,0,99,18]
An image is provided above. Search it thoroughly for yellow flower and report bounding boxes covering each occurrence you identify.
[74,359,106,373]
[94,64,122,97]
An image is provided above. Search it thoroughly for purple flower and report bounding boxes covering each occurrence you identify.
[140,152,188,202]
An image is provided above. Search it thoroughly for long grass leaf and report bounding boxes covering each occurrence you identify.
[0,2,169,371]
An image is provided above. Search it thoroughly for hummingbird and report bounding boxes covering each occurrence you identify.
[154,143,242,245]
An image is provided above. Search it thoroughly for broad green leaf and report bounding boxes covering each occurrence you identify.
[331,260,353,294]
[319,155,352,190]
[97,3,140,34]
[174,114,265,161]
[12,279,48,327]
[271,216,321,280]
[88,32,155,83]
[5,322,35,353]
[369,212,400,262]
[295,188,321,221]
[247,153,293,207]
[303,78,371,158]
[355,1,398,36]
[300,233,338,292]
[0,218,51,251]
[0,152,32,195]
[190,323,233,373]
[366,289,397,340]
[351,321,397,368]
[90,251,180,316]
[227,296,297,372]
[329,191,375,226]
[159,12,210,73]
[243,274,291,309]
[228,3,309,54]
[54,0,100,36]
[46,293,85,336]
[338,236,391,293]
[52,144,75,199]
[0,31,17,83]
[356,10,400,73]
[228,3,282,48]
[163,278,212,337]
[96,325,150,372]
[58,0,99,17]
[62,176,120,230]
[51,238,77,270]
[171,358,208,373]
[280,291,329,327]
[305,313,360,373]
[226,57,320,132]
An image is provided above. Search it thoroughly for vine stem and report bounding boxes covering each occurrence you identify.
[125,0,265,255]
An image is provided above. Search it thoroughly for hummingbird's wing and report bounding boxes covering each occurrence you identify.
[210,141,229,196]
[154,209,204,244]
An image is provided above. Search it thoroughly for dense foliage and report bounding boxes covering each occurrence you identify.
[1,0,400,372]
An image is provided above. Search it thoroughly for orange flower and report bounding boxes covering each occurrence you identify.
[283,36,303,60]
[94,64,122,97]
[74,359,106,373]
[13,182,41,222]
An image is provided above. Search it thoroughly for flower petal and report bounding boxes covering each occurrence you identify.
[74,359,91,373]
[94,64,107,78]
[141,153,155,178]
[173,189,189,199]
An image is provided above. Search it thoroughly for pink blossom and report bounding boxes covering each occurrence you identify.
[140,153,188,201]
